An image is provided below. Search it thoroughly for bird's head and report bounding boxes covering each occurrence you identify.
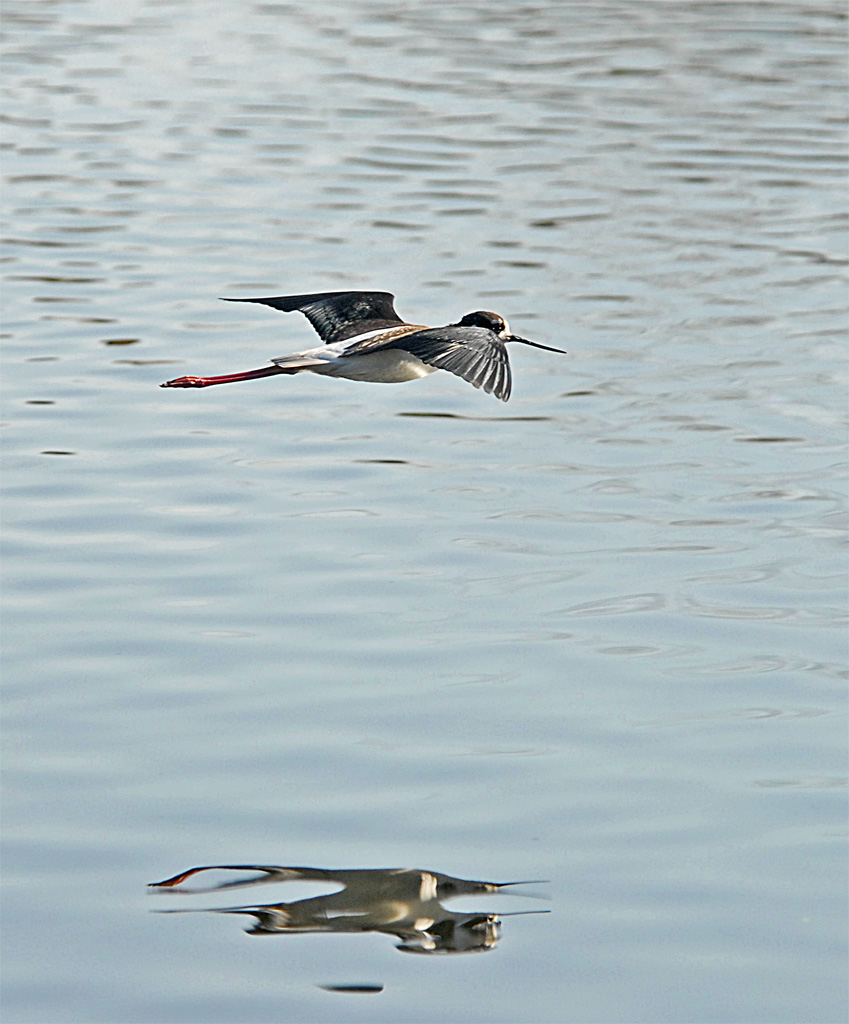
[458,310,567,355]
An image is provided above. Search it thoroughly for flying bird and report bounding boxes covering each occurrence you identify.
[160,290,566,401]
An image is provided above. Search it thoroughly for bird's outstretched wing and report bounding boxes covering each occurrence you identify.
[221,291,404,345]
[344,326,512,401]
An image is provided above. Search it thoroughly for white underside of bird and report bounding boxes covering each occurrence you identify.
[271,341,437,383]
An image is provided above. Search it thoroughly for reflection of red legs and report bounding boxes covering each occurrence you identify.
[149,866,212,887]
[160,365,291,388]
[149,864,296,889]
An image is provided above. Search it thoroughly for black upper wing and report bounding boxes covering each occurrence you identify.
[221,291,404,345]
[344,325,512,401]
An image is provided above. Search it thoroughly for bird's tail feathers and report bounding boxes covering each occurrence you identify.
[271,355,329,371]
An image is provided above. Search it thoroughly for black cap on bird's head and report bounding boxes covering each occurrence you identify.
[457,310,568,355]
[458,310,511,334]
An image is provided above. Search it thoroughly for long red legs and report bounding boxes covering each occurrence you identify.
[160,365,290,388]
[149,864,298,889]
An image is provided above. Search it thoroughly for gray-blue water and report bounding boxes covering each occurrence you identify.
[2,2,847,1022]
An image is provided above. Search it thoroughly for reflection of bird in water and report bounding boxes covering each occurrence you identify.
[150,863,548,955]
[160,291,566,401]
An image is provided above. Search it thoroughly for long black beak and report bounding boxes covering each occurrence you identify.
[509,335,568,355]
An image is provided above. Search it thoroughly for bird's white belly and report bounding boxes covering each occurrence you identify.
[312,349,436,383]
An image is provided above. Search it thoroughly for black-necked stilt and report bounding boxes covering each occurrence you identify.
[160,290,566,401]
[149,863,548,954]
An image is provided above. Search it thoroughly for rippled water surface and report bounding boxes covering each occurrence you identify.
[2,2,847,1022]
